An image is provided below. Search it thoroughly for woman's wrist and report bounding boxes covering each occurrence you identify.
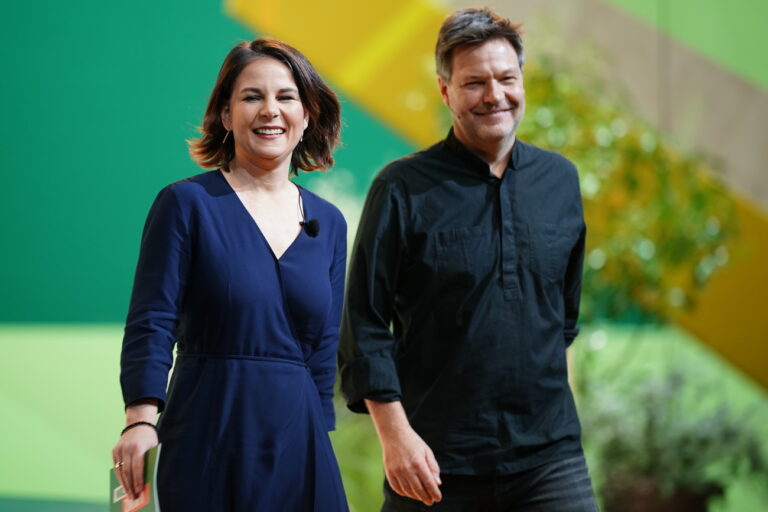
[121,421,158,436]
[125,399,159,424]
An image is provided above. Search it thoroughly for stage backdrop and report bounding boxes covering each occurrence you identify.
[1,1,766,511]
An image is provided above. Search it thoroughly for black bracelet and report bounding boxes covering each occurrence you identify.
[121,421,158,436]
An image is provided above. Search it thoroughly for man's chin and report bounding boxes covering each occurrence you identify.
[476,125,516,142]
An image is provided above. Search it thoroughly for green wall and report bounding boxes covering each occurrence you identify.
[0,1,412,323]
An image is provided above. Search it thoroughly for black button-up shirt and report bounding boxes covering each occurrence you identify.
[339,130,586,474]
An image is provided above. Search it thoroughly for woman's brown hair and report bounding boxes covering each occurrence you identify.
[189,38,341,174]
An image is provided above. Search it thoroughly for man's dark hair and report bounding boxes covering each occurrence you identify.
[189,38,341,174]
[435,7,524,81]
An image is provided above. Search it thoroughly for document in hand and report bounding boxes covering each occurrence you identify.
[109,445,161,512]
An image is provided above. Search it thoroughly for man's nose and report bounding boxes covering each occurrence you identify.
[483,80,504,104]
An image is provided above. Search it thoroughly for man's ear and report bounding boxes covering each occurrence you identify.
[437,76,450,108]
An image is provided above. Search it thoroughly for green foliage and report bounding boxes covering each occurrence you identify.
[579,361,768,498]
[330,404,385,512]
[573,326,768,509]
[517,53,736,323]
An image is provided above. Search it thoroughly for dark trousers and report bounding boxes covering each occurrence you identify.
[382,454,598,512]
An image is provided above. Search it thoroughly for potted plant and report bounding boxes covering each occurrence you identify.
[578,366,768,512]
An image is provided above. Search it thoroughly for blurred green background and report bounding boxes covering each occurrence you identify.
[1,1,766,511]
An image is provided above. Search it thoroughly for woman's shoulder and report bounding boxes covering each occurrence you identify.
[143,171,226,224]
[164,170,222,196]
[156,170,227,205]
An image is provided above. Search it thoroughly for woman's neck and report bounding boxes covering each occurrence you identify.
[226,156,293,193]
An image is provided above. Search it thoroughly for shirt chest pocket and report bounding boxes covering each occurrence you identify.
[434,227,494,287]
[526,222,575,283]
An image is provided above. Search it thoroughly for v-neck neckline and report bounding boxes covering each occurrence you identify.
[217,170,305,262]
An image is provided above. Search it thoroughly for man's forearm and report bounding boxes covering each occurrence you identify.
[365,399,412,442]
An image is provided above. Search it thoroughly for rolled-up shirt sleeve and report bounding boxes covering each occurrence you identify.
[339,177,405,413]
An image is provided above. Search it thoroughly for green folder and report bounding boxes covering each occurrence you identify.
[109,445,161,512]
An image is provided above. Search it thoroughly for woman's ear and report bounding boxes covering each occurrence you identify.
[221,104,231,131]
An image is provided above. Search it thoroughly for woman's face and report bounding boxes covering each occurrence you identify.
[222,57,308,170]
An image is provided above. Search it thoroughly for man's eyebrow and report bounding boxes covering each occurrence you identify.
[461,67,519,79]
[460,74,486,81]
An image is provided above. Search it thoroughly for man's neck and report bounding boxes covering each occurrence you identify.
[455,131,516,178]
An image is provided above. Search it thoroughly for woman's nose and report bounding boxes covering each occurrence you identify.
[259,98,279,119]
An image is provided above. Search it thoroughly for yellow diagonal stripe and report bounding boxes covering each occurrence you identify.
[335,1,436,92]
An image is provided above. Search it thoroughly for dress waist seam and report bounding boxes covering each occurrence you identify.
[177,352,307,368]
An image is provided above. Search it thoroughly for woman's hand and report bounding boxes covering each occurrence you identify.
[112,401,159,500]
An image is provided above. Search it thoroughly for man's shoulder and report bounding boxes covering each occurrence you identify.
[518,140,577,174]
[375,141,446,184]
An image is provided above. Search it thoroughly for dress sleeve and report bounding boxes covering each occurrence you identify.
[120,185,191,411]
[338,177,405,413]
[305,212,347,431]
[563,178,586,348]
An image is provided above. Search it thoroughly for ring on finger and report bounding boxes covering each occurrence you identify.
[115,460,125,469]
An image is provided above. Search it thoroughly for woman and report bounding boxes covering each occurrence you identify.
[112,38,348,511]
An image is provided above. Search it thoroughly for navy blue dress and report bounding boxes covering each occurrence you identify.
[120,170,349,511]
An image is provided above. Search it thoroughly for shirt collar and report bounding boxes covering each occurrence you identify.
[444,128,522,177]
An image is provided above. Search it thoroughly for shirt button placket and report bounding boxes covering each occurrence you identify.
[499,173,520,301]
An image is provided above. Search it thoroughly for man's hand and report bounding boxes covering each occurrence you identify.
[366,400,442,506]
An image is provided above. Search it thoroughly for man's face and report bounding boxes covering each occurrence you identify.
[438,38,525,149]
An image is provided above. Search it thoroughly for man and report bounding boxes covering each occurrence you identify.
[339,7,597,511]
